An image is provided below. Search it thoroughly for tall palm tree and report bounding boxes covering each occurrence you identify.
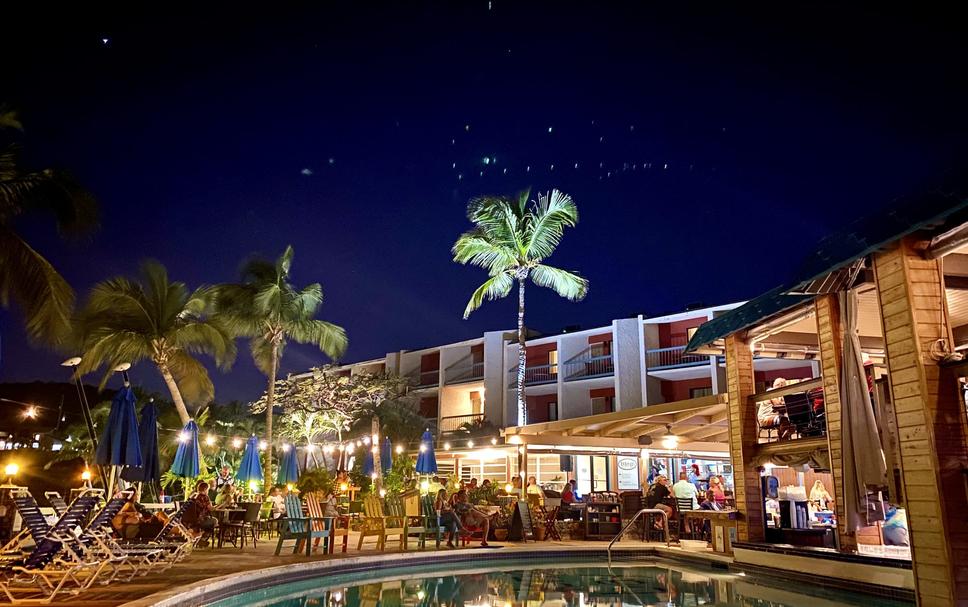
[216,246,347,485]
[74,261,236,425]
[453,189,588,426]
[0,106,97,346]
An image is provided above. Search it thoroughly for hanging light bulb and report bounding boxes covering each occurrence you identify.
[467,440,474,448]
[337,444,346,452]
[490,437,498,445]
[443,442,451,450]
[370,472,377,480]
[379,488,387,498]
[660,425,679,450]
[205,435,216,446]
[363,436,371,445]
[419,444,427,453]
[306,444,316,452]
[346,442,355,454]
[177,432,189,443]
[259,440,268,450]
[395,445,403,454]
[282,443,291,452]
[232,438,242,449]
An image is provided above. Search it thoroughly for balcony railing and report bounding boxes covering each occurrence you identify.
[407,369,440,388]
[507,363,558,388]
[444,360,484,384]
[563,354,614,380]
[438,413,485,434]
[646,345,708,370]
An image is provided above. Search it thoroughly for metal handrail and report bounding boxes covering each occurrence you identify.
[606,508,669,572]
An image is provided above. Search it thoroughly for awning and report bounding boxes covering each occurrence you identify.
[685,288,813,354]
[502,394,729,453]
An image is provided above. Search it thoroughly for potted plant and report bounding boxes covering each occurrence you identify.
[492,502,513,541]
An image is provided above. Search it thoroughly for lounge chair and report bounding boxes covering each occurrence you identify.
[358,495,407,551]
[1,494,52,557]
[275,494,330,556]
[0,495,108,604]
[42,494,67,518]
[407,494,443,550]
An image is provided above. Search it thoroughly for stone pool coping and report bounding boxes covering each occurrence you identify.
[122,544,731,607]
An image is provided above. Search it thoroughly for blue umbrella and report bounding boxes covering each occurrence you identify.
[169,420,200,479]
[95,385,143,467]
[381,436,392,473]
[415,430,437,474]
[121,402,159,484]
[236,436,264,485]
[362,448,375,476]
[276,445,300,485]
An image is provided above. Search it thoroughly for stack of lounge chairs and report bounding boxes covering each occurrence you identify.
[0,492,199,604]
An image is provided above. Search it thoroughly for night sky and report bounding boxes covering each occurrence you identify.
[2,3,967,403]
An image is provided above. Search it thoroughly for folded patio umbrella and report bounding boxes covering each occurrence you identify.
[95,385,143,468]
[415,429,437,474]
[381,436,392,473]
[169,420,200,479]
[276,444,300,485]
[362,448,375,476]
[121,401,159,484]
[236,435,264,486]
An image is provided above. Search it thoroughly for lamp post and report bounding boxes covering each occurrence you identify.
[61,357,109,489]
[4,463,18,485]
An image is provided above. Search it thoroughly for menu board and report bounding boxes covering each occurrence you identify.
[617,455,640,490]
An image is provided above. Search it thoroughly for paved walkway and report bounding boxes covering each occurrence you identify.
[11,532,721,607]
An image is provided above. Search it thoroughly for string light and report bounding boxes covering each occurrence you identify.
[282,444,291,452]
[81,469,91,481]
[443,442,451,450]
[370,472,377,480]
[419,444,427,453]
[467,440,474,448]
[362,436,370,445]
[177,432,189,443]
[379,488,387,498]
[23,406,38,420]
[395,445,403,454]
[232,438,242,449]
[259,440,268,450]
[205,435,216,446]
[491,437,498,445]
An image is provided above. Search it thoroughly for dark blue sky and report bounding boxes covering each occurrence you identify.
[2,3,966,403]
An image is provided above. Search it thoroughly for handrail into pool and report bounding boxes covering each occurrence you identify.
[607,508,669,572]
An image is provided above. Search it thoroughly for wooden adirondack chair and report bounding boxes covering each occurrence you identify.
[274,494,331,556]
[304,493,349,554]
[358,495,407,551]
[408,494,443,549]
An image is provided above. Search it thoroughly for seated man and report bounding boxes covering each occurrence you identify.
[182,481,217,541]
[452,489,492,547]
[757,377,793,439]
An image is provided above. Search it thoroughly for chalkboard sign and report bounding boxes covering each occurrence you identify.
[509,500,533,541]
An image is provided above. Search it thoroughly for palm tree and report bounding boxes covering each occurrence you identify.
[453,189,588,426]
[74,261,236,425]
[216,246,347,486]
[0,106,97,346]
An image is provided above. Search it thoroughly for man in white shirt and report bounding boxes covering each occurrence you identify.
[672,472,699,510]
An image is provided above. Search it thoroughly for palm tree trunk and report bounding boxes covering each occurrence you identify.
[264,343,279,492]
[517,277,527,426]
[157,363,191,425]
[371,416,382,491]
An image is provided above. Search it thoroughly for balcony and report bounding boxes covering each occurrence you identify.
[507,363,558,388]
[563,354,614,381]
[438,413,485,435]
[407,369,440,388]
[646,345,709,370]
[444,359,484,384]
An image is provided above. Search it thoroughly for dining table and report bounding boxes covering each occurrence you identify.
[212,508,246,548]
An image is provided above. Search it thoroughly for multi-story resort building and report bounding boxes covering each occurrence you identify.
[308,302,814,495]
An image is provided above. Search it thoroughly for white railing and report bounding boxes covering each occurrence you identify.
[563,354,614,380]
[645,345,708,369]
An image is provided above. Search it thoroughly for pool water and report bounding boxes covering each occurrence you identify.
[208,559,912,607]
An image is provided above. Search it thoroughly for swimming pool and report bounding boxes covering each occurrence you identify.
[204,558,913,607]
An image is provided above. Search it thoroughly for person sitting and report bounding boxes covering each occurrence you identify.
[214,465,235,493]
[215,483,238,508]
[809,480,833,511]
[452,489,492,547]
[267,485,287,519]
[182,481,217,541]
[671,472,699,533]
[481,479,492,489]
[434,488,463,548]
[708,476,726,507]
[699,490,721,511]
[757,377,794,439]
[645,475,675,529]
[468,478,479,490]
[112,488,164,540]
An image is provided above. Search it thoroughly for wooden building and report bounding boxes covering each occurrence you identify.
[686,182,968,606]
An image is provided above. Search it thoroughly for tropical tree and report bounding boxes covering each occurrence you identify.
[452,189,588,426]
[74,261,236,425]
[0,106,97,346]
[217,246,347,487]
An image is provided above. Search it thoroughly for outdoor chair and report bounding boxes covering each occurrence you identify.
[408,494,443,550]
[305,493,348,554]
[541,505,561,540]
[275,494,330,556]
[2,493,52,556]
[43,492,68,517]
[358,495,407,551]
[219,502,261,549]
[675,498,698,540]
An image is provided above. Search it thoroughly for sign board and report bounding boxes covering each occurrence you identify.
[508,500,533,541]
[617,455,640,490]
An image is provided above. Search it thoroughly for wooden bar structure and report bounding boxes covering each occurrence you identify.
[685,187,968,606]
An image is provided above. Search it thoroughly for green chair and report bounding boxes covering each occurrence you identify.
[358,494,407,551]
[410,494,444,549]
[274,494,331,556]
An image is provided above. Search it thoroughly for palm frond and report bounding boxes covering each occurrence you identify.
[171,320,237,370]
[167,349,215,408]
[288,319,348,359]
[452,229,518,274]
[0,227,75,345]
[463,271,514,319]
[524,189,579,260]
[530,264,589,301]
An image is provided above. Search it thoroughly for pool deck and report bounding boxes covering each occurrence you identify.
[20,533,724,607]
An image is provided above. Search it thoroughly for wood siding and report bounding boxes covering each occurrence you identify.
[874,238,968,606]
[725,334,764,542]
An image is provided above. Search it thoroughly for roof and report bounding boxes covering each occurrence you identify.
[686,173,968,353]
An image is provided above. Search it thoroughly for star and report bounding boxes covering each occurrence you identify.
[328,157,335,164]
[101,37,110,45]
[300,168,313,176]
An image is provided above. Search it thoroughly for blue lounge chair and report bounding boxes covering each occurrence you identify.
[275,494,331,556]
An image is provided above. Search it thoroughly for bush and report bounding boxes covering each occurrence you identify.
[297,468,334,495]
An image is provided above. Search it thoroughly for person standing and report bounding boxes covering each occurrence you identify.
[214,465,235,492]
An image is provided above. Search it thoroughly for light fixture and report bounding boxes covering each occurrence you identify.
[363,436,371,445]
[249,481,258,492]
[370,472,377,480]
[395,445,404,454]
[205,435,216,446]
[660,425,679,450]
[443,442,451,450]
[177,432,189,443]
[339,482,349,492]
[419,444,427,453]
[232,438,242,449]
[22,406,39,420]
[417,590,426,600]
[467,440,474,448]
[504,483,513,493]
[4,463,18,479]
[81,469,92,481]
[419,479,430,492]
[282,443,290,452]
[379,488,387,498]
[286,483,294,491]
[508,435,522,445]
[259,440,268,450]
[60,356,83,367]
[490,437,498,445]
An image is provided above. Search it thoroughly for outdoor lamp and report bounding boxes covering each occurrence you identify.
[370,472,377,480]
[339,482,349,492]
[362,436,370,445]
[286,483,293,491]
[443,442,451,450]
[504,483,513,493]
[205,435,216,446]
[660,425,679,450]
[395,445,403,454]
[282,443,290,452]
[232,438,242,449]
[177,432,189,443]
[4,463,18,482]
[419,479,430,492]
[23,406,38,420]
[491,437,498,445]
[379,488,387,497]
[249,481,258,492]
[419,444,427,453]
[259,440,268,450]
[417,590,426,600]
[467,440,474,448]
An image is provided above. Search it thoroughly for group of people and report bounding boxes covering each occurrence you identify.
[434,488,494,548]
[644,469,729,534]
